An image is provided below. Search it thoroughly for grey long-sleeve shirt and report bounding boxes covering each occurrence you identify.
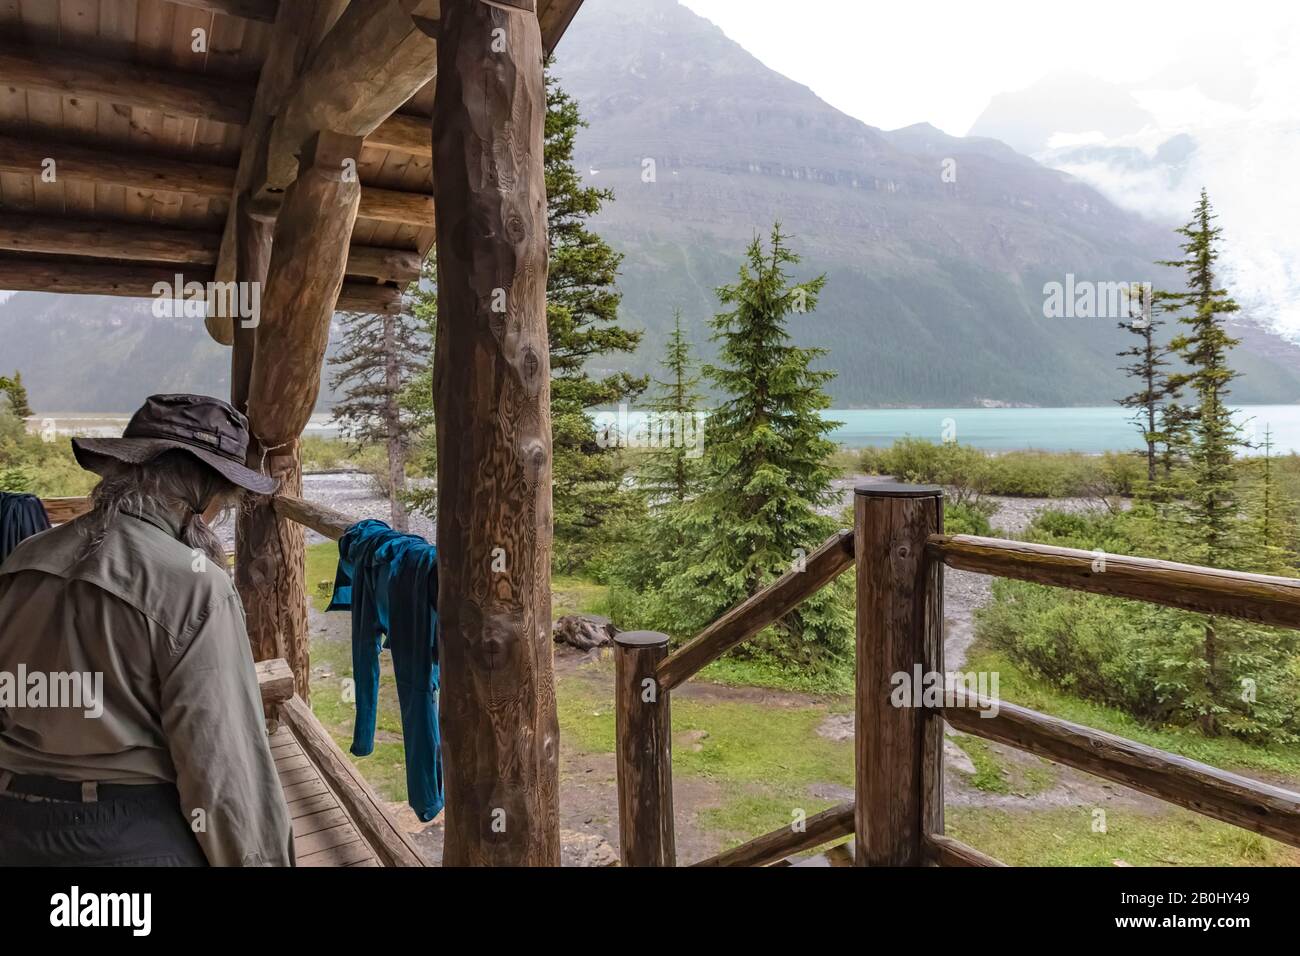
[0,506,293,866]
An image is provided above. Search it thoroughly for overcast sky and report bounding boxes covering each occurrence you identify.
[679,0,1299,135]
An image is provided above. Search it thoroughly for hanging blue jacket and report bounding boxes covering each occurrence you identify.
[326,519,442,821]
[0,493,51,566]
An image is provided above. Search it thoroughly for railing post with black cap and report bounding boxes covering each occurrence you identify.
[614,630,675,866]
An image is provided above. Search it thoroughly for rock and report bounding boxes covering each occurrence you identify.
[943,737,977,775]
[560,829,619,867]
[677,729,710,752]
[815,713,854,741]
[553,614,619,650]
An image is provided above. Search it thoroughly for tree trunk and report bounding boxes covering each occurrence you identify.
[432,0,558,866]
[238,129,362,698]
[382,312,409,531]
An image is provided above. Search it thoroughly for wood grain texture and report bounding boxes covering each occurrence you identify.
[366,112,432,157]
[0,256,210,297]
[0,133,235,198]
[432,0,558,867]
[656,529,855,691]
[273,494,352,540]
[854,485,943,866]
[169,0,281,22]
[693,802,854,867]
[255,657,294,709]
[0,42,255,125]
[946,695,1300,848]
[207,0,349,344]
[39,496,92,524]
[256,0,441,198]
[614,632,675,867]
[237,131,362,697]
[922,834,1006,867]
[280,695,425,866]
[931,534,1300,629]
[0,212,219,264]
[230,195,272,414]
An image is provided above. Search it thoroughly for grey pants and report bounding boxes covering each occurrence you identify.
[0,776,208,867]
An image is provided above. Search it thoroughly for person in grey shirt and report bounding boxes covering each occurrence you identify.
[0,394,293,866]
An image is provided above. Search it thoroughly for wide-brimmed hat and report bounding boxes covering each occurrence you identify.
[72,393,278,495]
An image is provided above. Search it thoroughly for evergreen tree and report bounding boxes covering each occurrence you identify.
[1161,189,1244,567]
[634,310,705,508]
[1158,189,1246,734]
[0,372,32,419]
[545,63,647,569]
[652,226,850,671]
[398,257,439,520]
[1242,426,1295,574]
[1115,286,1169,483]
[328,304,430,531]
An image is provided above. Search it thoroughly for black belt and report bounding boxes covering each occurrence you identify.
[0,772,175,803]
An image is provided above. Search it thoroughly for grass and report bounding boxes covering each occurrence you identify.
[305,541,340,611]
[948,806,1300,867]
[966,644,1300,778]
[307,631,410,804]
[556,668,853,846]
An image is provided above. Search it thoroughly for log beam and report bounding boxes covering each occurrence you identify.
[0,213,218,265]
[0,134,234,198]
[366,113,432,157]
[433,0,557,867]
[0,211,417,282]
[0,43,256,126]
[236,130,363,698]
[207,0,352,344]
[170,0,281,22]
[254,0,441,202]
[0,255,391,313]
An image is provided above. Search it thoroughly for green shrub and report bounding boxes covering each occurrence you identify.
[859,438,1133,500]
[977,506,1300,741]
[944,499,996,536]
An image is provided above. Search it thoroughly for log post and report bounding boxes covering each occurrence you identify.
[431,0,559,866]
[614,631,675,867]
[237,129,362,699]
[229,193,273,415]
[854,483,944,865]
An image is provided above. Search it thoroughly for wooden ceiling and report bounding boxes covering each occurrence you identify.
[0,0,584,337]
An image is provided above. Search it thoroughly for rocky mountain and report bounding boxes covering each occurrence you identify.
[3,0,1298,411]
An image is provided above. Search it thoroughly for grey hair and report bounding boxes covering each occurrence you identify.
[77,450,242,571]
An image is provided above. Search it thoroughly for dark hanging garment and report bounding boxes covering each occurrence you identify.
[0,493,51,566]
[326,519,442,822]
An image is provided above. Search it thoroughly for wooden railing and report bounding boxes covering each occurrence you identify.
[614,482,1300,867]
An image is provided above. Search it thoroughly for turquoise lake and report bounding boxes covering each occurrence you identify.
[822,406,1300,453]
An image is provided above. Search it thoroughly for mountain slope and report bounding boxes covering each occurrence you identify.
[550,0,1300,406]
[3,0,1298,411]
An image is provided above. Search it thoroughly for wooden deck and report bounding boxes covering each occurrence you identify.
[270,722,380,868]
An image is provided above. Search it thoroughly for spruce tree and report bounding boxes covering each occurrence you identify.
[0,372,32,419]
[545,64,646,568]
[328,303,430,531]
[655,226,850,671]
[1162,189,1244,568]
[1159,189,1246,734]
[634,310,705,508]
[1115,286,1168,483]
